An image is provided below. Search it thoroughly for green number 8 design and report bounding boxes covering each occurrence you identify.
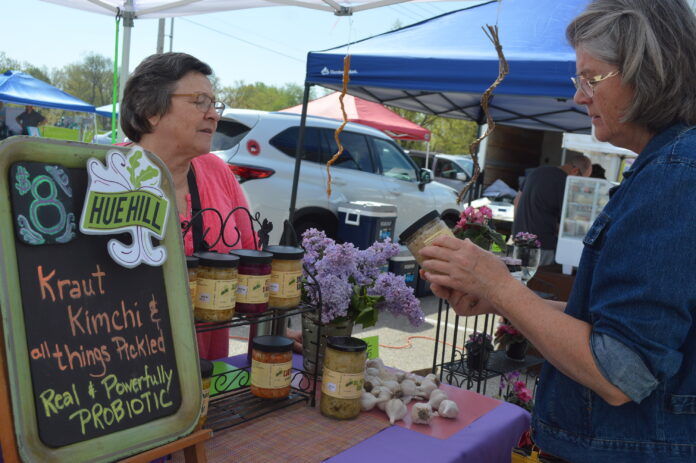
[29,174,67,235]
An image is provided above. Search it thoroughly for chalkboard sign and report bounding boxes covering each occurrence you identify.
[0,138,200,462]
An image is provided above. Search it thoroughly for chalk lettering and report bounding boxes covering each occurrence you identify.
[37,264,106,302]
[67,300,142,337]
[52,343,111,378]
[39,384,81,418]
[111,331,165,361]
[100,365,172,400]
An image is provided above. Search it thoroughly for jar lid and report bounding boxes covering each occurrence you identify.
[195,251,239,268]
[199,358,213,378]
[230,249,273,265]
[186,256,199,268]
[252,335,294,353]
[327,336,367,353]
[265,245,304,260]
[398,210,442,243]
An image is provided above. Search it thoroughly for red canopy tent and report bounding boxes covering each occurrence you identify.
[281,91,431,141]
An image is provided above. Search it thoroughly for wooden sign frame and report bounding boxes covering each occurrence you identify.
[0,137,202,462]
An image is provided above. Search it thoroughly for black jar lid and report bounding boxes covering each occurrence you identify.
[195,251,239,268]
[186,256,199,269]
[252,335,294,353]
[399,210,441,243]
[230,249,273,265]
[265,245,304,260]
[327,336,367,353]
[199,358,213,379]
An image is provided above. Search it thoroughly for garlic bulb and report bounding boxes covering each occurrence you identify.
[416,380,438,399]
[360,392,379,411]
[366,357,385,372]
[385,398,408,424]
[428,389,448,410]
[411,403,434,425]
[370,385,383,397]
[438,400,460,419]
[382,380,400,394]
[395,371,407,383]
[425,373,441,387]
[376,389,393,411]
[366,367,380,378]
[400,379,417,397]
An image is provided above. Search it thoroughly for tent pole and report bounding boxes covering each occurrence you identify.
[425,140,431,169]
[117,2,135,142]
[288,82,312,223]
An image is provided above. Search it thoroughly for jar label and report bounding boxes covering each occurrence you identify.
[321,369,364,399]
[189,281,197,306]
[196,278,237,310]
[269,270,302,298]
[251,359,292,389]
[236,275,270,303]
[422,227,454,247]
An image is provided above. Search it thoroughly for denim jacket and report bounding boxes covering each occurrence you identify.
[532,123,696,462]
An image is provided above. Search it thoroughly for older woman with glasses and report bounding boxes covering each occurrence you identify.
[420,1,696,461]
[121,52,256,360]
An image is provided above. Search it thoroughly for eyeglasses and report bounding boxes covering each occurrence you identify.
[171,93,225,116]
[571,70,619,98]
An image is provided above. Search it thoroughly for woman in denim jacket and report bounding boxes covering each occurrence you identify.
[420,0,696,461]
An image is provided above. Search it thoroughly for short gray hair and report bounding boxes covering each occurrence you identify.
[568,153,591,174]
[121,52,213,142]
[566,0,696,132]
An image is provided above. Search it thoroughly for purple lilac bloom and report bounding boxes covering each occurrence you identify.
[367,273,424,327]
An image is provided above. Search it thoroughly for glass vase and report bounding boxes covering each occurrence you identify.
[512,246,540,285]
[301,310,354,375]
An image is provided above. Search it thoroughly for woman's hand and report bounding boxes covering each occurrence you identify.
[419,236,514,314]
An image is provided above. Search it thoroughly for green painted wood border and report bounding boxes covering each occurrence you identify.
[0,136,201,462]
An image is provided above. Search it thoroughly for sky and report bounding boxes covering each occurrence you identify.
[2,0,486,89]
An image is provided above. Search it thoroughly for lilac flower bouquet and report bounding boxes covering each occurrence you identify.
[301,228,424,329]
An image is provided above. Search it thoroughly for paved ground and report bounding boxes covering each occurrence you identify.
[227,295,518,396]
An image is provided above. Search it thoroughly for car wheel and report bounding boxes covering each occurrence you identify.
[294,216,337,241]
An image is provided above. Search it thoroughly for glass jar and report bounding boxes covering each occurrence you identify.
[198,358,213,428]
[186,256,199,309]
[320,336,367,420]
[399,210,454,268]
[193,251,239,322]
[250,335,293,399]
[266,245,304,309]
[230,249,273,314]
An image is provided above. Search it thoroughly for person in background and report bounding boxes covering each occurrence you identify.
[15,105,46,135]
[590,162,607,179]
[512,153,591,266]
[121,52,256,361]
[420,0,696,461]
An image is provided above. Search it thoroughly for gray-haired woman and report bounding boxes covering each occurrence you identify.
[420,1,696,461]
[121,53,257,360]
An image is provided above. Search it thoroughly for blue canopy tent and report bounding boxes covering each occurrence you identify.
[0,70,95,113]
[287,0,591,217]
[304,0,590,133]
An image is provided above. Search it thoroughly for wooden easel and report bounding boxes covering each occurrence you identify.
[0,325,212,463]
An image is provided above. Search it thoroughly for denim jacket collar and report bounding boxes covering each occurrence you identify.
[623,123,690,181]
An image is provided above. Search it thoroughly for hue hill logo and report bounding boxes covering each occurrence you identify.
[79,146,170,268]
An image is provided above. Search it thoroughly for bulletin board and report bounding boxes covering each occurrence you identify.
[0,137,201,462]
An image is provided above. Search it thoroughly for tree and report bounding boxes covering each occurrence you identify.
[0,52,52,84]
[392,106,478,154]
[52,53,113,107]
[220,81,313,111]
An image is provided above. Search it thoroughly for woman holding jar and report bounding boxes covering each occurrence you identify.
[120,52,256,360]
[421,1,696,461]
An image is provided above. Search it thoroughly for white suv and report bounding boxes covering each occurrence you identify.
[211,109,462,244]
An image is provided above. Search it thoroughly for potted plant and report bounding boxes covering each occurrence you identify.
[494,318,528,361]
[453,206,507,251]
[465,332,494,371]
[300,228,424,373]
[498,371,534,412]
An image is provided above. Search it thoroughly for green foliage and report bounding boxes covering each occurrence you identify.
[0,52,52,84]
[392,106,478,154]
[52,53,113,107]
[349,284,382,329]
[220,81,316,111]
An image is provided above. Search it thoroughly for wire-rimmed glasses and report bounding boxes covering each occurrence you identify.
[571,70,619,98]
[171,92,225,116]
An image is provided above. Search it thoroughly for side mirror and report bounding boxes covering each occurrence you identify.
[455,172,469,181]
[419,168,433,184]
[418,168,433,191]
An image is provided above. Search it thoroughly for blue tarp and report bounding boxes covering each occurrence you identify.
[0,70,95,113]
[306,0,591,133]
[95,103,119,118]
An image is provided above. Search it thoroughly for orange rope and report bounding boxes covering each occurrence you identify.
[325,54,351,197]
